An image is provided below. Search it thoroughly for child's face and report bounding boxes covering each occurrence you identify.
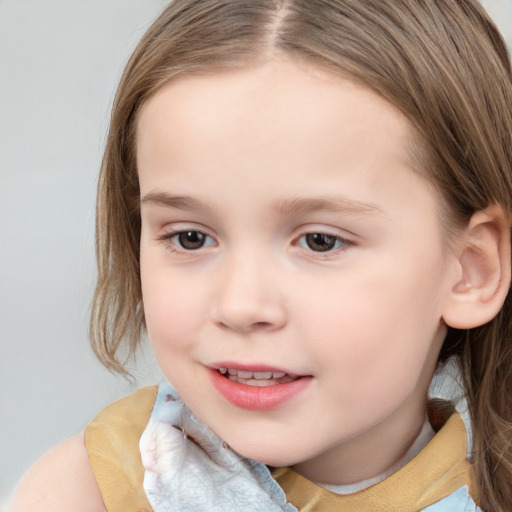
[137,59,457,483]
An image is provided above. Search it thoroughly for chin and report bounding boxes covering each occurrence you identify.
[228,439,303,467]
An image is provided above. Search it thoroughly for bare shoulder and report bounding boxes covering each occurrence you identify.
[7,433,105,512]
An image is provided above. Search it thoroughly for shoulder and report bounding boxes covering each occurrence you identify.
[7,433,105,512]
[8,386,159,512]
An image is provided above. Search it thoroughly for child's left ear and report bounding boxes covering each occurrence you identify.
[442,205,511,329]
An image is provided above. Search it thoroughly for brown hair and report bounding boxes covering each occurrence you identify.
[90,1,512,509]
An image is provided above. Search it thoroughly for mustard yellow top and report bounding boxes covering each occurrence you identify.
[84,386,158,512]
[271,412,472,511]
[84,386,474,512]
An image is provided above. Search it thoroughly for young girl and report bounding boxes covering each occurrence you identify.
[9,1,512,511]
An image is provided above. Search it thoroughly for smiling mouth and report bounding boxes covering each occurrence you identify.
[210,366,311,410]
[218,367,299,386]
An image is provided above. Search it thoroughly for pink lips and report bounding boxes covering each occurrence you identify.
[208,363,311,411]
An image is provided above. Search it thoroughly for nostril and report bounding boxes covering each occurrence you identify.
[217,320,276,333]
[253,321,274,330]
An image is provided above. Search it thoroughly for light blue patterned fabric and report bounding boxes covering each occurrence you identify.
[422,486,482,511]
[140,381,481,512]
[140,381,297,512]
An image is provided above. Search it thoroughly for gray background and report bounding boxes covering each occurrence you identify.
[1,0,511,505]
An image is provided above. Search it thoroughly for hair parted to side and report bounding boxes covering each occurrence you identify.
[91,1,512,509]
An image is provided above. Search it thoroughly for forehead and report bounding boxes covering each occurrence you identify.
[136,58,434,218]
[137,59,415,165]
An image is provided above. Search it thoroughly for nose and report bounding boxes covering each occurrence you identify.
[213,252,287,333]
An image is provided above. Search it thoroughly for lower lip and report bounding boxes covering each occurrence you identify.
[209,368,312,411]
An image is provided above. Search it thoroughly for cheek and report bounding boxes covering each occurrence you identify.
[298,255,446,391]
[140,257,203,353]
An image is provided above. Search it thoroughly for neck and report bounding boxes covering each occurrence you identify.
[291,399,427,486]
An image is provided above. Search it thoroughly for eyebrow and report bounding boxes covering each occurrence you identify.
[141,191,384,217]
[275,196,384,217]
[141,192,210,212]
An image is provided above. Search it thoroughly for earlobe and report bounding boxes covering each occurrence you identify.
[442,206,511,329]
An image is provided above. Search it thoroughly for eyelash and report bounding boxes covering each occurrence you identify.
[157,230,217,252]
[157,229,352,255]
[295,232,350,253]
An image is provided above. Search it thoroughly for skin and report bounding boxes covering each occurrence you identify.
[136,58,460,485]
[7,434,105,511]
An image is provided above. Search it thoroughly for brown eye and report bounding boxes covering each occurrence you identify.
[159,229,216,252]
[177,231,207,250]
[300,233,347,252]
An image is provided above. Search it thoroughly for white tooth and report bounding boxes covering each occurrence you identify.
[228,368,238,376]
[228,375,238,382]
[219,368,227,374]
[237,370,253,379]
[247,379,273,386]
[272,372,286,379]
[253,371,272,379]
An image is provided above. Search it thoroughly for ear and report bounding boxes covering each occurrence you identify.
[442,205,511,329]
